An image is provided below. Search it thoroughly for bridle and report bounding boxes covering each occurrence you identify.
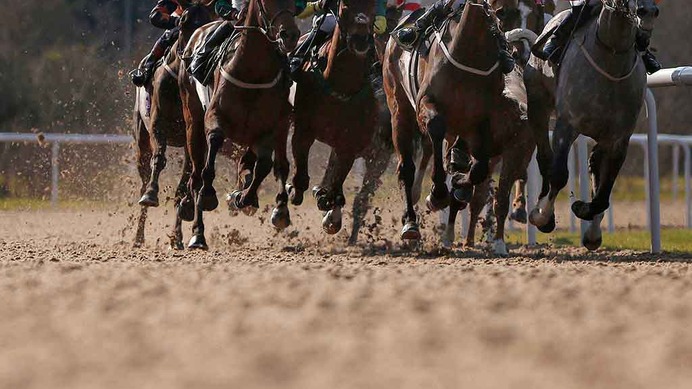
[233,0,295,44]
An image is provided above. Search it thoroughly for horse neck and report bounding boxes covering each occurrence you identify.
[232,0,281,75]
[447,5,497,72]
[322,24,369,95]
[596,5,637,52]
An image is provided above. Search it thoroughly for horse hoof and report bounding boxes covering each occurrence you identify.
[401,222,421,241]
[199,188,218,211]
[425,193,450,212]
[493,239,509,257]
[188,235,208,250]
[226,190,242,211]
[287,184,304,206]
[582,235,602,251]
[138,192,159,207]
[271,205,291,230]
[177,197,195,222]
[509,207,528,224]
[322,208,342,235]
[572,201,595,221]
[537,214,556,234]
[452,187,472,204]
[132,240,144,248]
[169,240,185,251]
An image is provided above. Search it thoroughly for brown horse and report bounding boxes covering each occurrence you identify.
[384,1,533,254]
[183,0,300,250]
[288,0,378,235]
[133,0,216,248]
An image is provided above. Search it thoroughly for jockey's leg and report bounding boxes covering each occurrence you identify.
[395,0,446,46]
[289,14,335,77]
[488,16,516,74]
[189,20,236,83]
[636,28,661,74]
[535,1,594,63]
[131,27,180,87]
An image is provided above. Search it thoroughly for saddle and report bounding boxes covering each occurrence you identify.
[531,5,602,66]
[186,21,242,85]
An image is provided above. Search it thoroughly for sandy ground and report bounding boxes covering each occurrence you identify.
[1,201,691,389]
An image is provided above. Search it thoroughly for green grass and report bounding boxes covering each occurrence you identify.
[506,228,692,253]
[0,198,113,211]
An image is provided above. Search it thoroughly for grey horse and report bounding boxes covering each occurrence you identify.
[525,0,659,250]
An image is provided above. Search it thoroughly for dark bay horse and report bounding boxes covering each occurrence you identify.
[133,0,215,248]
[384,1,534,254]
[185,0,300,250]
[288,0,378,235]
[526,0,659,250]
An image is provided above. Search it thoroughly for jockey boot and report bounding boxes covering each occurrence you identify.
[490,22,516,74]
[131,53,158,87]
[289,29,330,78]
[396,0,445,47]
[536,4,592,63]
[636,29,661,74]
[190,21,235,83]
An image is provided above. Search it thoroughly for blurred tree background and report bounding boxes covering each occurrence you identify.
[0,0,689,199]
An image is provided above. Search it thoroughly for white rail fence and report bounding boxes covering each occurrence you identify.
[0,133,132,206]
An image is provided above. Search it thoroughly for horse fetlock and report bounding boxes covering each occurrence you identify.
[571,200,595,221]
[426,191,450,212]
[198,185,218,211]
[138,189,160,207]
[286,184,305,206]
[177,196,195,222]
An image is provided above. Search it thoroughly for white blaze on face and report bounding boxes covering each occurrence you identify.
[518,1,532,30]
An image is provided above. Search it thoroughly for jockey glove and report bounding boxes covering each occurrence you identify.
[374,15,387,35]
[218,4,239,20]
[298,1,323,19]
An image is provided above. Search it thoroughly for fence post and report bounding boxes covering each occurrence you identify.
[51,142,60,207]
[645,88,661,254]
[526,149,539,245]
[672,144,680,201]
[577,136,590,236]
[685,145,691,228]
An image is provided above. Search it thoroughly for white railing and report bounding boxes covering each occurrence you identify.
[525,66,692,254]
[0,133,133,206]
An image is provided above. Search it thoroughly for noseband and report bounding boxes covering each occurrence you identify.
[234,0,295,44]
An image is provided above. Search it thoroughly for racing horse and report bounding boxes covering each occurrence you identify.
[288,0,379,235]
[526,0,659,249]
[384,0,535,254]
[185,0,301,249]
[133,0,215,248]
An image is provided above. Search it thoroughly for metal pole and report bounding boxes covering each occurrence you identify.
[607,194,615,233]
[685,146,691,228]
[645,88,661,254]
[644,143,650,230]
[526,148,539,245]
[567,145,577,233]
[672,144,680,201]
[577,136,590,236]
[51,142,60,207]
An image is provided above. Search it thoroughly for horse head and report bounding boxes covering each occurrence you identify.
[337,0,376,57]
[635,0,659,32]
[598,0,657,52]
[250,0,301,53]
[179,1,215,33]
[488,0,521,31]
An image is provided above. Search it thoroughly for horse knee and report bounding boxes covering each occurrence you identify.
[426,115,446,140]
[469,160,490,185]
[397,159,415,186]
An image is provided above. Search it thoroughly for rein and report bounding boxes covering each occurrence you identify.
[221,0,293,89]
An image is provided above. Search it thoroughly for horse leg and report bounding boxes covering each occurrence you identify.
[227,150,257,216]
[319,149,356,235]
[289,127,314,206]
[349,147,390,245]
[197,129,224,212]
[495,143,533,256]
[418,96,449,211]
[412,136,432,205]
[232,136,273,210]
[392,113,419,240]
[134,116,152,247]
[169,147,192,250]
[271,120,291,230]
[509,176,528,224]
[529,117,578,233]
[466,178,491,248]
[442,199,461,248]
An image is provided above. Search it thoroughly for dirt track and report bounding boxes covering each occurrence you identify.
[1,206,691,389]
